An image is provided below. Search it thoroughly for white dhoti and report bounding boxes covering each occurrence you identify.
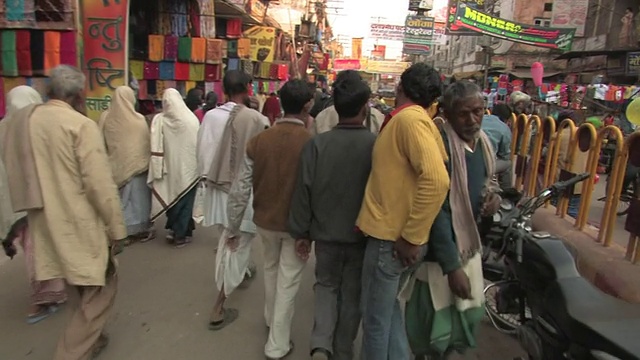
[203,186,256,296]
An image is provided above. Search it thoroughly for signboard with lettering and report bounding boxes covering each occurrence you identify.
[433,21,447,45]
[333,59,362,71]
[454,2,575,51]
[409,0,434,11]
[366,61,411,74]
[81,0,129,121]
[246,0,268,23]
[626,52,640,75]
[403,15,435,55]
[352,37,363,59]
[446,0,482,35]
[369,23,405,41]
[244,26,276,62]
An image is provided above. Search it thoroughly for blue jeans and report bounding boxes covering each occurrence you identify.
[360,238,427,360]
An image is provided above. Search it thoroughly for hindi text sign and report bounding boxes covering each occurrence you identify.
[627,52,640,75]
[403,15,435,55]
[81,0,129,121]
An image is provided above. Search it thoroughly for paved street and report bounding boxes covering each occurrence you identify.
[0,224,525,360]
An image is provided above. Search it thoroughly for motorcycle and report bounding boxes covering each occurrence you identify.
[480,173,640,360]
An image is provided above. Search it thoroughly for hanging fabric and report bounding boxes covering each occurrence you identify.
[130,60,145,81]
[191,37,206,63]
[227,40,238,58]
[178,37,192,62]
[226,19,243,38]
[189,64,205,81]
[144,62,160,80]
[148,35,165,62]
[213,81,224,103]
[237,38,252,59]
[60,31,77,67]
[205,64,221,82]
[227,58,240,71]
[1,31,18,77]
[241,60,253,75]
[159,61,176,80]
[44,31,61,75]
[155,80,167,100]
[216,19,227,39]
[138,80,149,99]
[147,80,158,97]
[175,62,190,81]
[29,30,44,76]
[16,30,32,76]
[164,35,179,61]
[206,39,223,64]
[221,40,229,59]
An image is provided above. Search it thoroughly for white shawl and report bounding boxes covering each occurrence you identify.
[147,88,200,221]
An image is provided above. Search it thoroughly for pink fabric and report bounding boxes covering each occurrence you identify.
[194,108,205,123]
[14,226,67,305]
[59,31,77,67]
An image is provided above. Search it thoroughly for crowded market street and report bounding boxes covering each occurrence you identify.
[0,224,525,360]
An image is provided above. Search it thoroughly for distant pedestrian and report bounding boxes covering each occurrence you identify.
[187,87,205,122]
[148,88,200,248]
[226,79,314,360]
[197,70,269,331]
[262,92,281,125]
[194,91,218,123]
[99,86,153,244]
[289,70,376,360]
[0,85,67,324]
[1,65,127,359]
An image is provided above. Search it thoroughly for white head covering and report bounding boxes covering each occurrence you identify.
[4,86,43,121]
[162,88,199,130]
[0,86,43,237]
[510,91,531,106]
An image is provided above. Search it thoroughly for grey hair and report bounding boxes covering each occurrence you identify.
[47,65,86,100]
[442,81,483,113]
[510,91,531,106]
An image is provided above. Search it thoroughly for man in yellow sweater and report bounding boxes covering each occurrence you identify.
[357,63,450,360]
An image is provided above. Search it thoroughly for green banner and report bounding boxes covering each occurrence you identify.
[454,2,574,51]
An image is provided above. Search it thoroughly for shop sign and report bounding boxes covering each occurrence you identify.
[409,0,434,11]
[333,59,361,71]
[370,23,405,42]
[352,38,363,59]
[626,52,640,75]
[446,0,483,36]
[454,2,575,51]
[245,0,268,23]
[81,0,129,121]
[244,26,276,62]
[550,0,588,37]
[403,15,434,55]
[433,22,447,45]
[491,55,507,68]
[366,61,411,74]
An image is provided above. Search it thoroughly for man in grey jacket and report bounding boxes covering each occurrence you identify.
[289,70,376,360]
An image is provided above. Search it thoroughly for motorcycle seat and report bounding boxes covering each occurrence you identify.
[547,277,640,359]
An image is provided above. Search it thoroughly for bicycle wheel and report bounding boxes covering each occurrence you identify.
[617,193,631,216]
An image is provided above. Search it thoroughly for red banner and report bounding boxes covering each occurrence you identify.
[333,59,361,71]
[81,0,129,120]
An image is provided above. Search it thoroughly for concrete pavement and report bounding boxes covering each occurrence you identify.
[0,225,525,360]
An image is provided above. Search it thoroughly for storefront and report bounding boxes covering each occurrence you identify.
[1,0,294,120]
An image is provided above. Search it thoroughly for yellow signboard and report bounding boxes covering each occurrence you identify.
[352,37,363,59]
[243,26,276,62]
[366,61,411,74]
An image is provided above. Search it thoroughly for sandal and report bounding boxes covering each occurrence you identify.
[26,304,59,325]
[139,229,156,243]
[208,308,239,331]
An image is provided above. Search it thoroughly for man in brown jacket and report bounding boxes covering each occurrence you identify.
[226,79,314,360]
[1,65,127,360]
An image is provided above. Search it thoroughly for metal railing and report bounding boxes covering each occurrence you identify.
[509,117,640,263]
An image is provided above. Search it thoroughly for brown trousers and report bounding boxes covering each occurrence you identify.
[53,260,118,360]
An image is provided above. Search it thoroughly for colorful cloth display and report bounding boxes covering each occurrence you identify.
[43,31,61,74]
[175,62,190,81]
[206,39,223,64]
[29,30,44,75]
[130,60,144,81]
[60,31,77,67]
[144,62,160,80]
[237,38,251,59]
[16,30,31,76]
[164,35,179,61]
[227,40,238,58]
[189,64,204,81]
[1,31,18,77]
[226,18,243,38]
[159,61,176,80]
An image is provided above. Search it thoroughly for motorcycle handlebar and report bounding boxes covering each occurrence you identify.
[551,173,591,195]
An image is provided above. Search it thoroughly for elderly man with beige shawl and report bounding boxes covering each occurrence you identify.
[0,85,68,324]
[99,86,153,244]
[148,88,200,248]
[1,65,127,359]
[197,70,269,330]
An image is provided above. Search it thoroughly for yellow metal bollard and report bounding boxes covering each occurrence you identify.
[541,116,558,190]
[510,113,524,164]
[526,116,545,197]
[597,126,625,246]
[548,119,577,218]
[574,123,598,230]
[515,115,540,192]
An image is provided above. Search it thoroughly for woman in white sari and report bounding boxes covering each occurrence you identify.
[148,88,200,248]
[99,86,153,244]
[0,86,67,323]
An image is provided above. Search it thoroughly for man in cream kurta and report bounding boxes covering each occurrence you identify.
[1,65,127,360]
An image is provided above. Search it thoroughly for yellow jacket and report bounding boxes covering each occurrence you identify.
[356,105,450,245]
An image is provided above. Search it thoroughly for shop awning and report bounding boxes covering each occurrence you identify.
[554,49,640,60]
[507,69,561,79]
